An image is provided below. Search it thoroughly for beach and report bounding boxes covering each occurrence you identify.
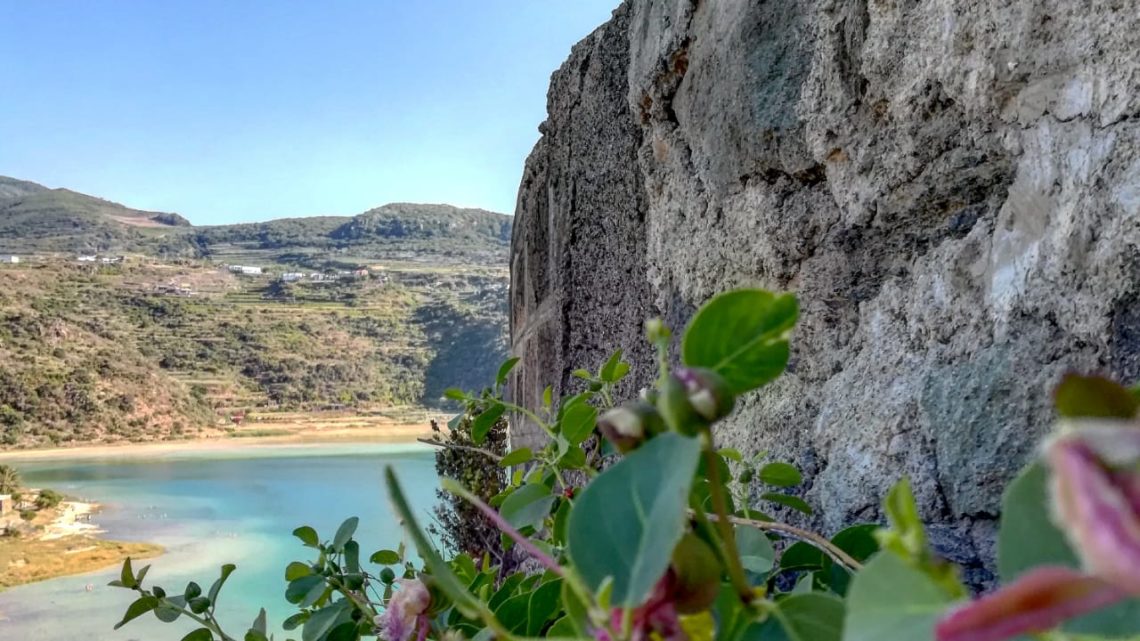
[1,501,163,590]
[0,416,436,462]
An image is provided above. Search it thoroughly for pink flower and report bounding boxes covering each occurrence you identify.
[593,573,687,641]
[935,567,1125,641]
[1047,424,1140,594]
[375,578,432,641]
[935,421,1140,641]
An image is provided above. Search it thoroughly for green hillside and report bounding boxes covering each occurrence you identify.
[0,177,512,265]
[0,176,511,449]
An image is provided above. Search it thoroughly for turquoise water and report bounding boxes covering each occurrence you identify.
[0,443,439,641]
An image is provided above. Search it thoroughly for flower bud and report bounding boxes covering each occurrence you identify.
[658,374,707,436]
[1046,422,1140,594]
[668,533,722,614]
[597,402,663,452]
[675,367,736,422]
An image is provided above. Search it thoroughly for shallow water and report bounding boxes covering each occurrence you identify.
[0,443,438,640]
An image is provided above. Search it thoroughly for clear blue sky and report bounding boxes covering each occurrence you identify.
[0,1,620,224]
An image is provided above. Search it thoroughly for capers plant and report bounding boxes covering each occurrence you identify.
[112,288,1140,641]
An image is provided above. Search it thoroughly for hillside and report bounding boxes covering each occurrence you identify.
[0,177,511,449]
[0,260,507,448]
[0,176,512,266]
[0,177,190,255]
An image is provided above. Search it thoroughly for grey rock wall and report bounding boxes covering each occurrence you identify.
[509,0,1140,580]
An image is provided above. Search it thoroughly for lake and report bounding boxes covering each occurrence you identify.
[0,443,439,641]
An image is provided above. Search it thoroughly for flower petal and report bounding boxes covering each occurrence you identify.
[1048,433,1140,593]
[935,567,1125,641]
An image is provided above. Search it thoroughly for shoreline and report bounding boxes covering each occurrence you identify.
[1,501,164,591]
[0,422,435,462]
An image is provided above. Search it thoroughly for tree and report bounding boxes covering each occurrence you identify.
[0,464,21,494]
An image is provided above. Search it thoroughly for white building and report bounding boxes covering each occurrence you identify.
[281,272,304,282]
[0,255,19,264]
[77,255,97,262]
[228,265,263,276]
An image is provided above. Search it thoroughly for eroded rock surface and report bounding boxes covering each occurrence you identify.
[510,0,1140,581]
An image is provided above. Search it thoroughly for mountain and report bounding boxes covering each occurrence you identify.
[0,177,190,254]
[0,177,510,449]
[0,176,512,266]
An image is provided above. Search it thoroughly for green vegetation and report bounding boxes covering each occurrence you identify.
[0,176,511,266]
[0,260,506,449]
[108,287,1140,641]
[0,175,511,449]
[0,464,20,493]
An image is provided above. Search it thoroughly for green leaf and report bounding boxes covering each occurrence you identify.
[1054,373,1139,419]
[180,629,214,641]
[286,575,325,605]
[759,462,802,487]
[542,385,553,408]
[344,540,360,574]
[386,466,482,617]
[735,526,776,574]
[560,402,597,446]
[370,549,400,565]
[779,541,824,571]
[769,593,844,641]
[120,557,137,589]
[568,432,702,606]
[843,552,955,641]
[831,524,880,563]
[247,608,268,640]
[496,357,521,386]
[599,350,624,382]
[557,445,587,470]
[283,612,309,631]
[681,289,798,394]
[718,448,744,463]
[331,516,358,551]
[443,387,467,402]
[472,402,505,444]
[114,596,158,629]
[571,369,592,380]
[183,581,202,600]
[997,463,1078,580]
[526,579,563,636]
[762,492,813,515]
[285,561,312,581]
[207,564,237,604]
[188,597,211,614]
[500,483,555,530]
[302,601,350,641]
[293,526,320,548]
[154,595,186,622]
[499,448,533,467]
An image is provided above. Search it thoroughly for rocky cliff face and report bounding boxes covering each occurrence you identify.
[509,0,1140,582]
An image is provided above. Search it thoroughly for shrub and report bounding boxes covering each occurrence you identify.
[109,288,1140,641]
[35,489,63,510]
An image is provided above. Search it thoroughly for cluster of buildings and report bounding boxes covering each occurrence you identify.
[77,255,125,264]
[279,269,371,283]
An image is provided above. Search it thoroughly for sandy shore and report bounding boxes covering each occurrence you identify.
[0,422,434,462]
[39,502,103,541]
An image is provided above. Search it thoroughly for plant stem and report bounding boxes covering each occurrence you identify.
[498,399,558,440]
[700,433,754,604]
[417,437,502,462]
[710,513,863,573]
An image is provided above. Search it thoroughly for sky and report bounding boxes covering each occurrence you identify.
[0,1,620,224]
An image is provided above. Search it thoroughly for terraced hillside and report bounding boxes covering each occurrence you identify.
[0,259,508,449]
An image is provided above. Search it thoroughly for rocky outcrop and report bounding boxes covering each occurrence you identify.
[509,0,1140,582]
